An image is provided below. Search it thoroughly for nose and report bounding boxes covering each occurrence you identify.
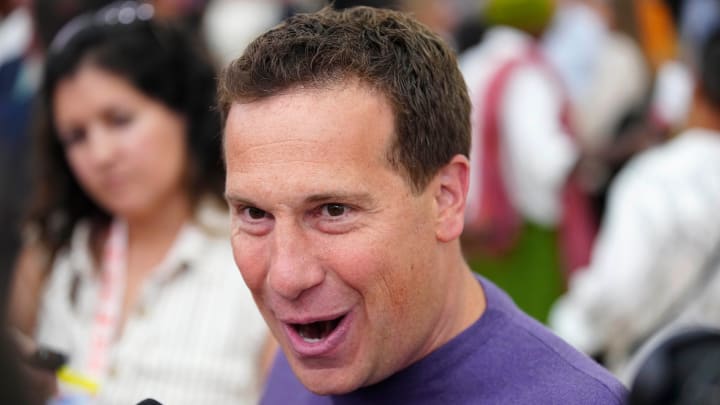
[86,125,119,167]
[267,222,325,301]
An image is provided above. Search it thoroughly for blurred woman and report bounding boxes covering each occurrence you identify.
[8,2,268,404]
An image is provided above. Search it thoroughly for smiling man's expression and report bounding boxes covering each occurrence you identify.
[224,81,459,394]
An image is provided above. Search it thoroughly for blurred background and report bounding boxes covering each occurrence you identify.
[0,0,683,303]
[2,0,720,398]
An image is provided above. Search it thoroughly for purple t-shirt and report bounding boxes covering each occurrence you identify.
[261,276,627,404]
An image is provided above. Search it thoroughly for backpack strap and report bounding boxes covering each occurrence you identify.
[465,55,526,255]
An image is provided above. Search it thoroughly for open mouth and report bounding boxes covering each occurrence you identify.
[291,315,345,343]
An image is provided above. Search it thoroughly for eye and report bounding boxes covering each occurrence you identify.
[59,128,87,148]
[106,110,133,128]
[232,205,273,236]
[235,205,270,221]
[322,203,347,217]
[246,206,267,219]
[311,203,357,234]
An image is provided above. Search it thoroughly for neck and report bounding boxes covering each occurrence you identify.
[451,251,486,331]
[421,243,487,358]
[123,196,192,274]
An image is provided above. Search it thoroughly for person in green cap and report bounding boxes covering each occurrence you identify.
[460,0,597,323]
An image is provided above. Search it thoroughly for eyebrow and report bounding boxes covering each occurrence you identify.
[224,191,376,208]
[305,192,376,206]
[224,193,255,207]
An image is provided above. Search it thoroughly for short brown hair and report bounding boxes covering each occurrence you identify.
[218,6,470,193]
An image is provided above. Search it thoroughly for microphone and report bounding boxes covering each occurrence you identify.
[136,399,162,405]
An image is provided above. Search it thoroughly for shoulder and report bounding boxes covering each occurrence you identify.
[617,130,720,185]
[474,279,627,403]
[194,196,232,238]
[186,197,234,265]
[609,130,720,213]
[39,220,96,288]
[513,319,626,403]
[489,313,626,404]
[180,220,246,296]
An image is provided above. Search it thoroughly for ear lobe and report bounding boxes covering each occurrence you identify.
[434,155,470,243]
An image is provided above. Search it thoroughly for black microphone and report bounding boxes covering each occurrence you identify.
[136,399,162,405]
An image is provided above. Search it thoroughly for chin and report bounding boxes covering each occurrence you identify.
[303,379,358,396]
[294,365,364,396]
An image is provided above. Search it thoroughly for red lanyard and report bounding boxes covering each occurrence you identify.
[86,219,128,380]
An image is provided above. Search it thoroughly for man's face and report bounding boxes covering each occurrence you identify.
[224,82,455,394]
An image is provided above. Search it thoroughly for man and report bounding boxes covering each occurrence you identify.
[220,6,625,403]
[550,25,720,382]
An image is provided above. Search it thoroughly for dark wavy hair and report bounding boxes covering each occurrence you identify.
[218,6,471,194]
[27,4,224,256]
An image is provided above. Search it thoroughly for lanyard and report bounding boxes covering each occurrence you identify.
[86,219,128,381]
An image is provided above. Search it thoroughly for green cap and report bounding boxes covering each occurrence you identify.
[484,0,556,35]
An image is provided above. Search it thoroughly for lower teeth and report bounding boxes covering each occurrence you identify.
[300,334,322,343]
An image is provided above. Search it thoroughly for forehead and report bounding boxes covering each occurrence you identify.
[225,83,393,167]
[54,65,140,112]
[226,81,392,142]
[57,63,131,92]
[223,82,405,201]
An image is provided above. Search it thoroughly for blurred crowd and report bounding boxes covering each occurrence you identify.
[1,0,719,402]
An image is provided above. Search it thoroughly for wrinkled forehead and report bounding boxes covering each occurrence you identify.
[222,81,414,198]
[220,74,396,125]
[223,79,400,162]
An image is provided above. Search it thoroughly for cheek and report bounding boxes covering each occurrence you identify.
[150,138,186,178]
[230,234,268,293]
[323,233,410,308]
[161,146,189,188]
[344,227,434,317]
[65,149,100,191]
[134,112,188,182]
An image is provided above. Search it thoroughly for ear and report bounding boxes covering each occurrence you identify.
[433,154,470,243]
